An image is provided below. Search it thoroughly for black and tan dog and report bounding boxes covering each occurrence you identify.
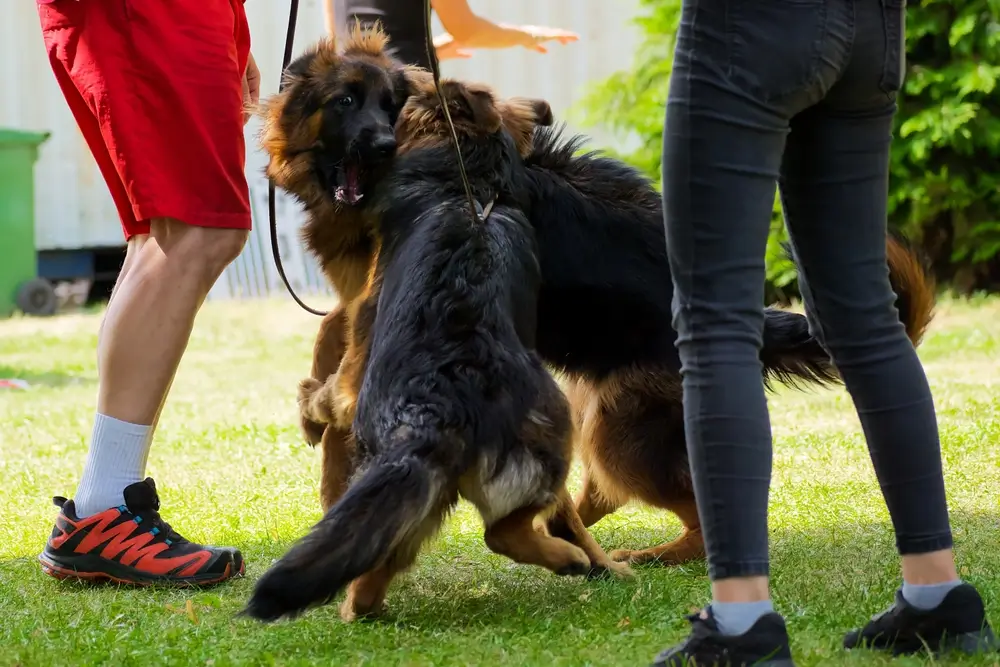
[257,26,416,509]
[262,27,936,571]
[520,128,935,564]
[243,75,632,624]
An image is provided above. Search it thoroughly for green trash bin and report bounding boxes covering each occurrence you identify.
[0,128,53,318]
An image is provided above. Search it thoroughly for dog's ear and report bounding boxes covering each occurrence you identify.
[506,97,553,127]
[401,64,433,95]
[530,99,554,126]
[455,83,502,134]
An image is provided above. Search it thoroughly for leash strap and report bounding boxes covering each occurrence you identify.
[268,0,329,316]
[422,0,484,225]
[268,0,484,318]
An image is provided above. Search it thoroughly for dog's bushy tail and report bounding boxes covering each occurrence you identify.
[760,234,936,390]
[242,440,450,622]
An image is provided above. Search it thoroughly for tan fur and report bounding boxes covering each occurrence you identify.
[291,66,628,619]
[886,236,936,346]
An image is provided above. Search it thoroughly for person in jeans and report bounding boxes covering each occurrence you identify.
[36,0,255,585]
[652,0,997,664]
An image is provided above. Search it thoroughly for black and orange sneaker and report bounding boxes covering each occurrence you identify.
[39,477,244,586]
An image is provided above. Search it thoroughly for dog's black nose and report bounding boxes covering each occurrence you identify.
[372,135,397,158]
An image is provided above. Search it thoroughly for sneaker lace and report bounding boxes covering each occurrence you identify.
[675,613,729,661]
[138,508,186,544]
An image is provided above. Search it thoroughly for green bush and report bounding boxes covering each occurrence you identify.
[574,0,1000,300]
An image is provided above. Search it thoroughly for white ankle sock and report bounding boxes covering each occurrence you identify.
[73,413,153,518]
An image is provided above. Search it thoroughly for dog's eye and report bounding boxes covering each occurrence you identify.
[335,95,354,107]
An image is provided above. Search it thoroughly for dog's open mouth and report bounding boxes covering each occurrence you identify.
[334,164,363,205]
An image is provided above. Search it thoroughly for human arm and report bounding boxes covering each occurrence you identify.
[430,0,578,53]
[323,0,337,38]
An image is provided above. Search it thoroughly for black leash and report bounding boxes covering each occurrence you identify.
[422,0,484,225]
[269,0,329,315]
[268,0,482,317]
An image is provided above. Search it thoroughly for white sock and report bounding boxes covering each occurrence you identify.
[73,413,153,518]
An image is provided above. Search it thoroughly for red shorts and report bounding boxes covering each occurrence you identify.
[38,0,252,240]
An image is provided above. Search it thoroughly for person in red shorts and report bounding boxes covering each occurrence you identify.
[35,0,257,586]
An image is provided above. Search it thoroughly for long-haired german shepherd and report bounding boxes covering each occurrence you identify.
[520,128,935,564]
[243,75,632,623]
[257,26,417,509]
[263,28,936,570]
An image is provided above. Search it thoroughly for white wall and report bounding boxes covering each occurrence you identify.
[1,0,643,300]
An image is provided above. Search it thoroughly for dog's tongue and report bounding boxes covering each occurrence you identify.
[336,166,363,205]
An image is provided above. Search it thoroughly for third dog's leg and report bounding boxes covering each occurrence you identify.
[550,489,633,579]
[610,496,704,566]
[576,470,623,528]
[485,506,591,576]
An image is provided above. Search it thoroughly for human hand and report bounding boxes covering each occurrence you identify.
[434,33,474,60]
[509,24,579,53]
[242,51,260,125]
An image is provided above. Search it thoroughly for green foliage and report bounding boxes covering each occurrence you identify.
[891,0,1000,291]
[575,0,1000,298]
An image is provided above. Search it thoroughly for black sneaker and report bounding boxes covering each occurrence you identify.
[844,583,997,656]
[652,607,796,666]
[39,477,244,586]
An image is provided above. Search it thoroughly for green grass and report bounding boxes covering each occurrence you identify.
[2,295,999,667]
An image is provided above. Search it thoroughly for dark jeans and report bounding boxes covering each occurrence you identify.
[663,0,954,580]
[342,0,438,71]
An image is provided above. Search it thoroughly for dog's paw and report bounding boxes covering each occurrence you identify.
[554,544,592,577]
[299,415,326,447]
[588,558,635,580]
[298,377,324,405]
[339,597,389,623]
[609,548,634,564]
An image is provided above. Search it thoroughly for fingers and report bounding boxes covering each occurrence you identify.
[241,76,251,126]
[519,25,579,52]
[246,52,261,105]
[241,52,261,126]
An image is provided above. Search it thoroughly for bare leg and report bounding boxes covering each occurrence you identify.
[97,219,248,424]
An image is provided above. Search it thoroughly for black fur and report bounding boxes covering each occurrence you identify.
[523,124,840,389]
[244,124,571,622]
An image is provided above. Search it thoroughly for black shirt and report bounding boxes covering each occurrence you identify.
[342,0,438,71]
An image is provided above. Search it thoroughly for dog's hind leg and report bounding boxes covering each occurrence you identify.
[609,496,704,566]
[575,457,624,528]
[340,502,445,622]
[484,505,591,576]
[341,563,397,622]
[546,488,633,579]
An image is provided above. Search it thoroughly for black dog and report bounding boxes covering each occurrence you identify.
[244,78,630,624]
[522,125,935,565]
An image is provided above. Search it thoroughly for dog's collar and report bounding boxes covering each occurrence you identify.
[474,195,497,222]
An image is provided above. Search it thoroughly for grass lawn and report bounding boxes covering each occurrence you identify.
[1,294,999,667]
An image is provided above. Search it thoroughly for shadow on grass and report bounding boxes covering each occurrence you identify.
[3,510,998,667]
[228,508,1000,630]
[0,365,93,389]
